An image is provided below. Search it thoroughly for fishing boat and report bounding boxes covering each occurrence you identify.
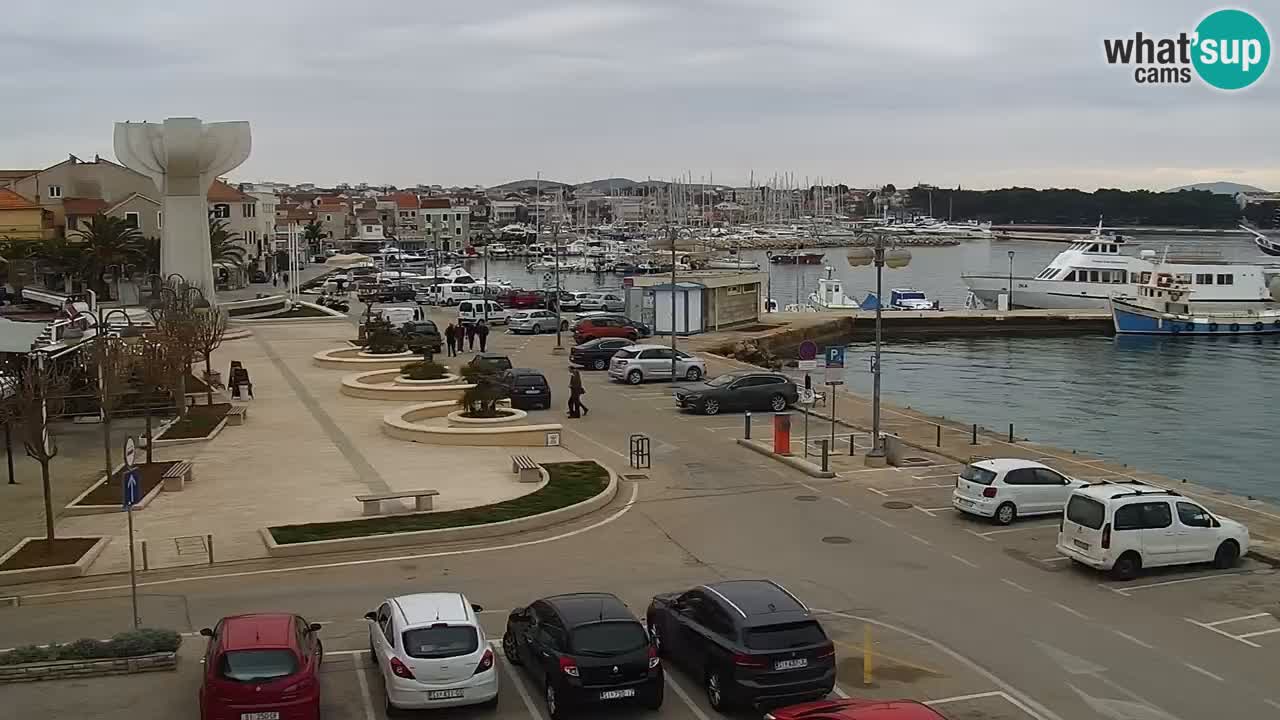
[769,250,825,265]
[1111,267,1280,335]
[808,270,861,310]
[1242,224,1280,257]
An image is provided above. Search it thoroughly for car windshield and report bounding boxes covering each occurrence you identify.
[219,649,298,682]
[570,621,648,656]
[960,465,997,485]
[744,621,827,650]
[402,625,479,659]
[1066,496,1105,530]
[707,374,741,387]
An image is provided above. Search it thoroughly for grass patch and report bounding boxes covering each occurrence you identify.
[0,628,181,665]
[75,461,176,506]
[156,403,229,440]
[269,461,609,545]
[0,538,100,571]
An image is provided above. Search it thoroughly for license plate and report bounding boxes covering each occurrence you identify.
[774,658,809,671]
[600,688,636,700]
[525,389,540,394]
[1073,539,1090,550]
[427,689,466,700]
[241,714,279,720]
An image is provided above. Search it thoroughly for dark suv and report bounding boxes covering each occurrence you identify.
[399,320,442,355]
[646,579,834,711]
[502,368,551,410]
[503,593,663,718]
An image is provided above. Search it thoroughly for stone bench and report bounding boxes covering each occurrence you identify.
[226,405,248,426]
[162,461,193,492]
[356,489,439,516]
[511,454,541,483]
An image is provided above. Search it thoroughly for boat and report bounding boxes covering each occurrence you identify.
[526,255,559,271]
[888,288,940,310]
[962,232,1280,309]
[808,270,860,310]
[705,255,761,270]
[1110,265,1280,335]
[1242,224,1280,257]
[769,250,825,265]
[486,243,510,258]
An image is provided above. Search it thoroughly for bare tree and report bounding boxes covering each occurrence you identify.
[86,335,135,483]
[191,309,228,405]
[133,335,181,465]
[147,284,204,418]
[0,355,69,541]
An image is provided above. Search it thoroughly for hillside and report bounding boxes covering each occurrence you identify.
[1166,181,1265,194]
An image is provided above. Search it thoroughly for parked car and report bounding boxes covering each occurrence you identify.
[1057,481,1249,580]
[609,344,706,384]
[559,291,594,311]
[198,613,323,720]
[423,283,478,306]
[502,592,663,718]
[251,270,269,284]
[400,320,442,355]
[767,698,946,720]
[646,579,834,711]
[502,368,552,410]
[372,285,416,303]
[674,371,798,415]
[469,352,513,372]
[365,593,497,712]
[509,309,569,334]
[575,312,651,337]
[457,299,510,325]
[952,458,1086,525]
[501,289,549,310]
[570,338,635,371]
[579,292,626,312]
[572,316,641,344]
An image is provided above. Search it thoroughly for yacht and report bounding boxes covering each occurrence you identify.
[963,234,1280,309]
[769,250,825,265]
[1242,224,1280,257]
[486,243,510,258]
[526,255,559,271]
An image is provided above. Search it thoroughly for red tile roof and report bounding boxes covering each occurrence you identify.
[62,198,109,215]
[0,188,37,210]
[390,192,420,210]
[420,198,451,209]
[208,179,253,203]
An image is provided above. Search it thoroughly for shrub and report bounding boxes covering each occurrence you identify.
[401,360,448,381]
[61,638,108,659]
[0,628,181,665]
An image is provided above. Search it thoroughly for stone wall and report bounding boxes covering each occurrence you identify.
[0,652,176,684]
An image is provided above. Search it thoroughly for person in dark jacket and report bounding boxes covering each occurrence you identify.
[477,321,490,352]
[568,368,588,418]
[465,322,477,351]
[444,323,458,357]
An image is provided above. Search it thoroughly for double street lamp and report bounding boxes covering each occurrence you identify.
[847,233,911,459]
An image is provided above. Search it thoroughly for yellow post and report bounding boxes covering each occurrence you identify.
[863,624,873,685]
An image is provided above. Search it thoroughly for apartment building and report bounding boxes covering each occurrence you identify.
[2,154,162,238]
[417,198,470,251]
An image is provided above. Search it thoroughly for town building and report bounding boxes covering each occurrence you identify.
[0,188,55,242]
[417,199,470,251]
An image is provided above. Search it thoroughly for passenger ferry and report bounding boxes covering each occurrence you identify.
[1111,267,1280,335]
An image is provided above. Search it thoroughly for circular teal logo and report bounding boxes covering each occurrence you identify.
[1192,9,1270,90]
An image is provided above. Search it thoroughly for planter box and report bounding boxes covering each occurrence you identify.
[64,463,172,517]
[0,537,109,586]
[0,651,177,684]
[153,416,228,447]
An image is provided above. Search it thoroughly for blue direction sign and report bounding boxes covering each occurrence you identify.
[825,346,846,369]
[123,468,140,510]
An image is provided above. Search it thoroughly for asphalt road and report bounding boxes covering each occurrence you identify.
[6,318,1280,720]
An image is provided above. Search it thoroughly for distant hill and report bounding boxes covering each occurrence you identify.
[1166,181,1265,194]
[488,178,571,192]
[574,177,639,192]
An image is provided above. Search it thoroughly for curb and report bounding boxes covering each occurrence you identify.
[736,438,836,478]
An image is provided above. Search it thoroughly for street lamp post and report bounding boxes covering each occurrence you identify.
[483,244,490,324]
[847,233,911,460]
[669,226,679,384]
[1007,250,1015,310]
[553,223,563,351]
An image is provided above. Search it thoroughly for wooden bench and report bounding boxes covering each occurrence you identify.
[226,405,248,426]
[356,489,439,516]
[511,454,540,483]
[162,460,193,492]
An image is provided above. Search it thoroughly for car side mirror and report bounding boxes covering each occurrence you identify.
[364,611,378,622]
[471,603,484,613]
[308,623,323,633]
[199,628,214,637]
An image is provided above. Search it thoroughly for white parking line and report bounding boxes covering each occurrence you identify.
[1052,602,1089,620]
[1037,556,1070,563]
[908,534,933,547]
[830,497,850,507]
[872,516,897,529]
[1001,578,1032,593]
[664,671,711,720]
[1205,612,1271,626]
[977,522,1060,537]
[832,683,851,699]
[1185,618,1263,648]
[1237,627,1280,640]
[1111,629,1155,650]
[967,529,996,542]
[354,653,378,720]
[1116,569,1257,594]
[1184,662,1225,682]
[951,554,980,569]
[912,473,959,481]
[1265,698,1280,711]
[874,483,955,493]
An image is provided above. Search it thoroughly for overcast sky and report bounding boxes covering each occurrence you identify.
[1,1,1275,191]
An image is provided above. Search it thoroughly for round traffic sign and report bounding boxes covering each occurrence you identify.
[123,437,137,467]
[798,340,817,361]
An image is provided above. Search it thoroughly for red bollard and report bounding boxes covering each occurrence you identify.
[773,413,792,456]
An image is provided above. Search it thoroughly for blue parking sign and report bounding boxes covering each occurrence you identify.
[123,468,140,510]
[825,346,845,369]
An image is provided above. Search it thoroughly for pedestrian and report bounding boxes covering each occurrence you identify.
[568,368,588,418]
[477,321,490,352]
[465,322,477,351]
[281,271,290,287]
[444,323,458,357]
[271,273,278,287]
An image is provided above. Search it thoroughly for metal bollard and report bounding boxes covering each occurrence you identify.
[936,424,942,447]
[207,534,214,565]
[141,540,149,571]
[1008,423,1015,443]
[744,412,752,440]
[971,423,978,445]
[863,624,873,686]
[819,439,829,473]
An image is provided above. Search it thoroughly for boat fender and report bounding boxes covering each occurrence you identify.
[1208,322,1219,331]
[1230,323,1241,332]
[1255,322,1264,331]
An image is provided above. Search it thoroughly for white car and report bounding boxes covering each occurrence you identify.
[456,299,509,325]
[366,593,498,711]
[952,458,1085,525]
[579,291,626,312]
[608,344,706,384]
[559,291,593,311]
[507,309,566,334]
[1057,482,1249,580]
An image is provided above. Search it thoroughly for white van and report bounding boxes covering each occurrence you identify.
[425,283,477,306]
[457,299,510,325]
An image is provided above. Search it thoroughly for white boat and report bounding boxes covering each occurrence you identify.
[705,256,761,270]
[1111,263,1280,335]
[487,243,510,258]
[808,269,861,310]
[1242,223,1280,257]
[527,255,558,271]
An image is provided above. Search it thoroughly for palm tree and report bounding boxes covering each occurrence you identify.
[302,219,325,252]
[208,218,247,266]
[72,215,144,296]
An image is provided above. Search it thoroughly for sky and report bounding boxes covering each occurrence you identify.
[1,1,1276,191]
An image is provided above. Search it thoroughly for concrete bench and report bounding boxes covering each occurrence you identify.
[162,460,193,492]
[511,454,540,483]
[356,489,439,516]
[226,405,249,426]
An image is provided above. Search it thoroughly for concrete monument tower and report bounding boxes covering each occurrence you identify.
[114,117,251,303]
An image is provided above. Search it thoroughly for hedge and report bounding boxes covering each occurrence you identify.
[0,628,182,666]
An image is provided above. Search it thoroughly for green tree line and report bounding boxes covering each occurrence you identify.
[905,186,1243,227]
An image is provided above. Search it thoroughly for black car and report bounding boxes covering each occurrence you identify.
[570,338,635,371]
[376,285,417,303]
[502,368,551,410]
[646,579,834,711]
[400,320,442,355]
[674,371,798,415]
[502,593,663,719]
[468,352,513,372]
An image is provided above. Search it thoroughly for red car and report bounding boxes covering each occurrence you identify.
[767,699,946,720]
[500,289,547,309]
[199,613,323,720]
[573,315,640,343]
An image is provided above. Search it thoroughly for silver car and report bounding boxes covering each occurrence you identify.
[579,291,626,312]
[507,309,565,334]
[609,343,707,384]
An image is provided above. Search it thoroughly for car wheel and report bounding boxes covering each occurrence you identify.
[705,667,730,711]
[1213,540,1240,569]
[1111,551,1142,581]
[643,677,665,709]
[501,632,521,665]
[592,358,607,371]
[545,681,564,720]
[627,370,643,385]
[685,366,702,381]
[769,393,787,411]
[532,324,542,334]
[702,399,721,415]
[994,502,1017,526]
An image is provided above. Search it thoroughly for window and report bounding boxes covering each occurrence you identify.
[1003,468,1037,485]
[245,230,256,243]
[1033,468,1068,485]
[402,626,478,659]
[1177,502,1213,528]
[1062,271,1076,282]
[1175,273,1192,284]
[1066,496,1105,529]
[242,203,256,218]
[212,204,230,218]
[325,214,333,222]
[365,225,375,232]
[47,185,62,198]
[157,212,163,229]
[455,213,462,221]
[1114,501,1172,531]
[123,212,140,228]
[218,650,298,682]
[745,621,827,651]
[1217,274,1234,285]
[1195,273,1213,285]
[377,603,394,644]
[570,622,648,654]
[455,227,461,235]
[961,465,996,485]
[1140,272,1152,284]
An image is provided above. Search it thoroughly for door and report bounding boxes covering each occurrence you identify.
[642,348,674,378]
[1031,468,1074,514]
[1000,468,1041,513]
[1117,501,1178,566]
[1175,501,1218,562]
[373,603,395,678]
[669,592,712,670]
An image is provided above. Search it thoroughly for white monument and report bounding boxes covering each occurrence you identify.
[114,117,251,304]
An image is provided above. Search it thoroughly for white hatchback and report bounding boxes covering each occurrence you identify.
[366,593,498,711]
[952,458,1085,525]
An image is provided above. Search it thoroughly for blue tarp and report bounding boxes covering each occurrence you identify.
[859,293,881,311]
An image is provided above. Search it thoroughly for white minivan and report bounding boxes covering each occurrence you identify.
[1057,481,1250,580]
[424,283,477,306]
[456,299,509,325]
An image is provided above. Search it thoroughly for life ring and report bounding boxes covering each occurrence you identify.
[1208,322,1219,331]
[1255,322,1264,331]
[1230,323,1241,332]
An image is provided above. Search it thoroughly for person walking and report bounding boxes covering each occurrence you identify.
[465,322,477,351]
[444,323,458,357]
[568,368,588,418]
[271,273,278,287]
[477,321,490,352]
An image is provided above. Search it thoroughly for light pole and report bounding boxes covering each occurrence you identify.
[669,225,678,384]
[1007,250,1015,310]
[553,222,563,351]
[847,232,911,459]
